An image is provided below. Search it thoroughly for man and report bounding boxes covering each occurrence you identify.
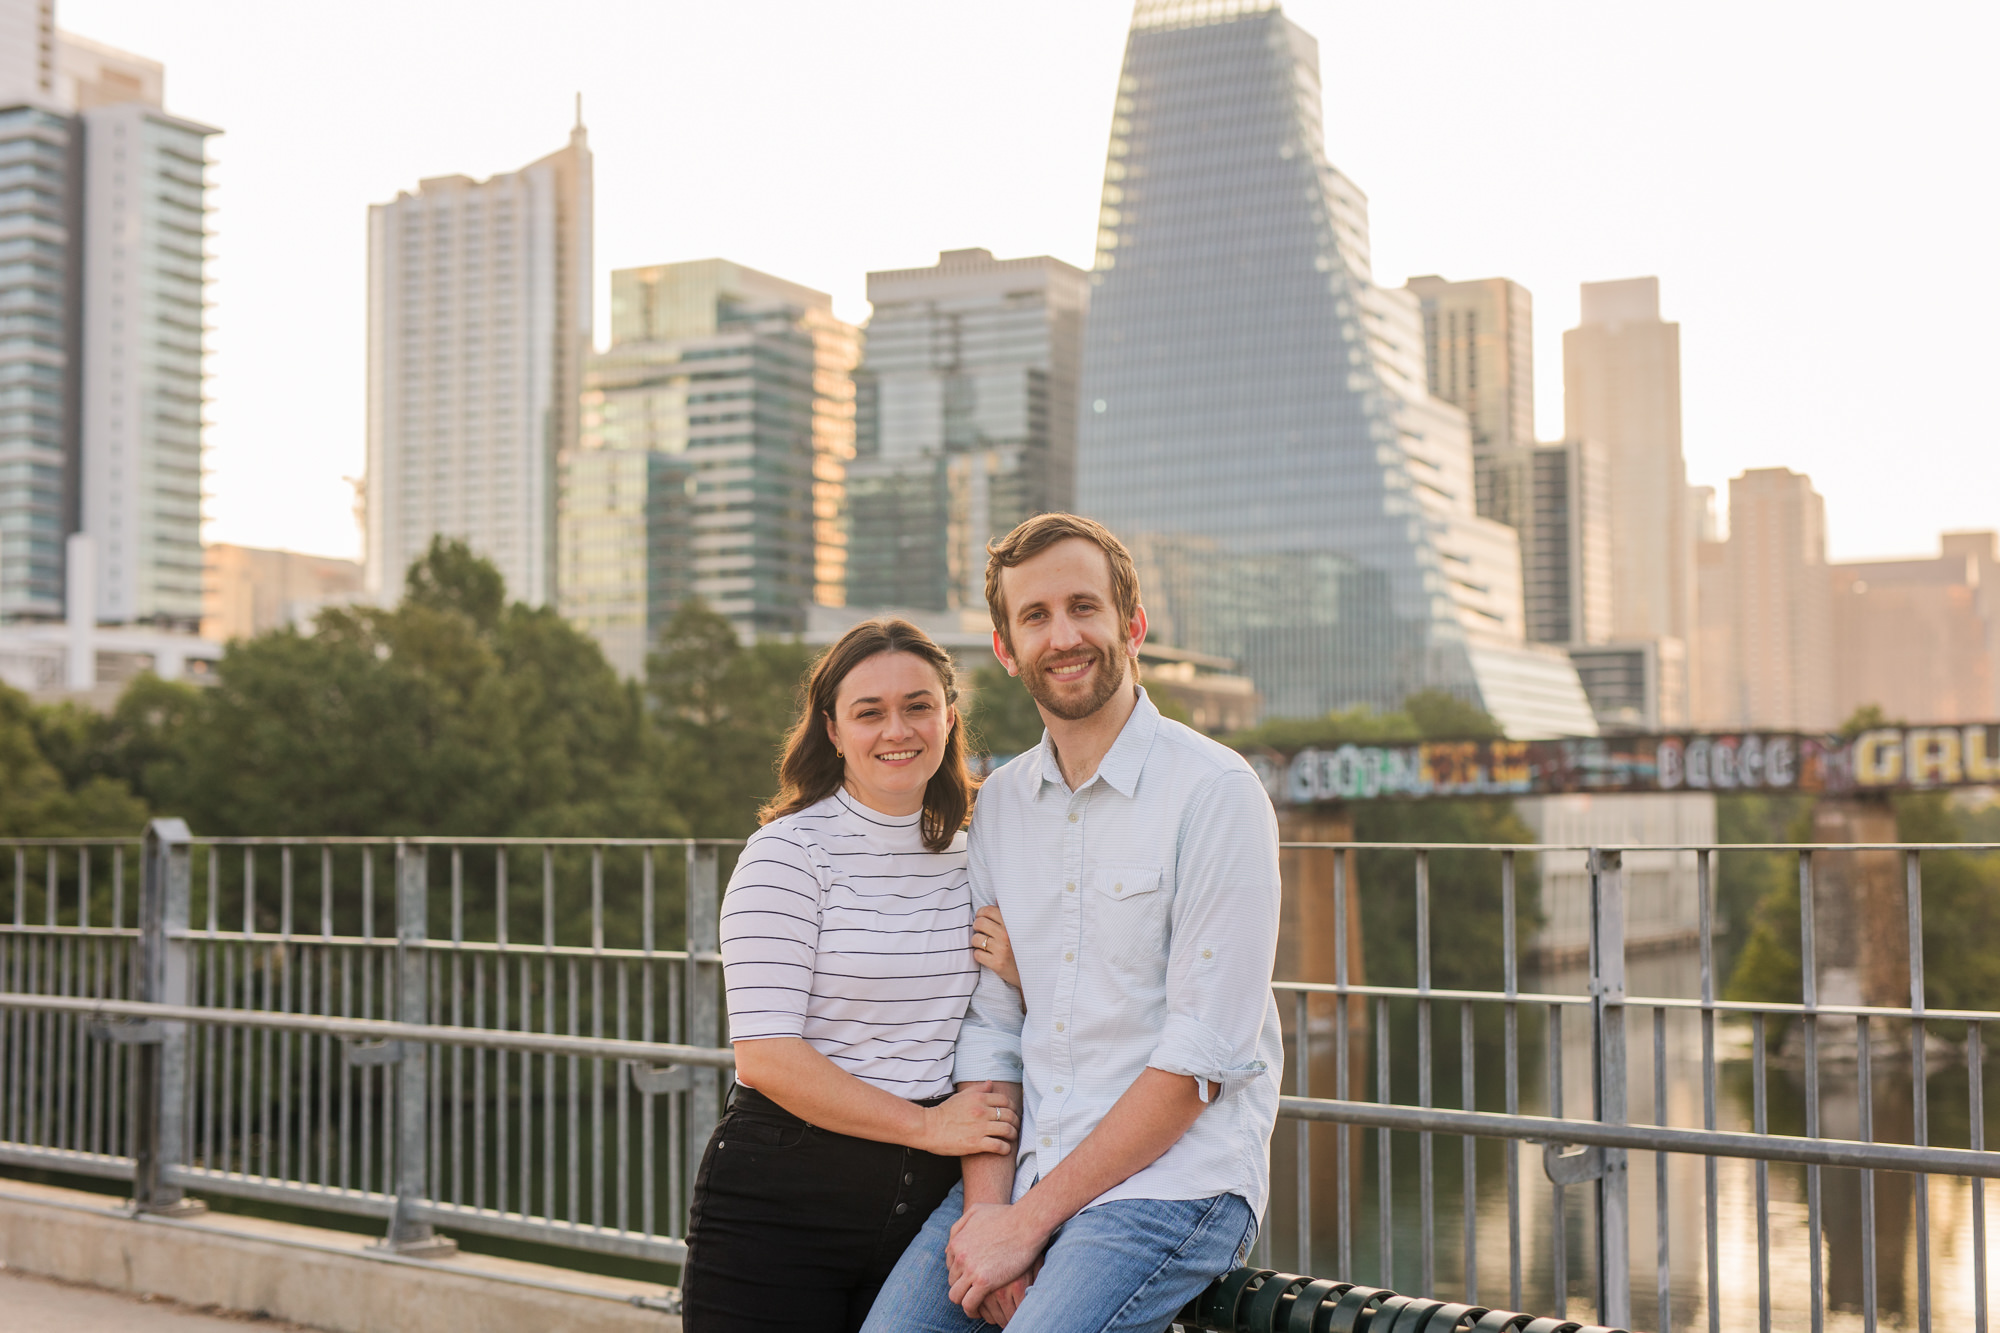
[862,513,1283,1333]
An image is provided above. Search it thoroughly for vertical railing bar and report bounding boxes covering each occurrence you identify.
[243,847,255,937]
[1295,987,1311,1274]
[320,847,332,942]
[1335,846,1351,1280]
[617,958,630,1234]
[591,846,605,1229]
[1653,1004,1668,1333]
[1416,849,1434,1296]
[278,850,293,1185]
[1859,1013,1877,1333]
[113,846,124,933]
[1377,993,1393,1289]
[1969,1018,1986,1333]
[544,847,556,1226]
[451,847,464,1208]
[1550,1001,1566,1319]
[473,950,486,1212]
[1907,848,1931,1333]
[642,847,656,1240]
[1799,849,1823,1333]
[1699,848,1719,1333]
[1461,997,1476,1304]
[1754,1011,1771,1333]
[1502,848,1521,1312]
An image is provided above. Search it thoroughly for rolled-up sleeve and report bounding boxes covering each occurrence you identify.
[1148,767,1281,1103]
[952,813,1025,1084]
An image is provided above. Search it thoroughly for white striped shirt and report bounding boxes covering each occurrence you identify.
[720,789,975,1099]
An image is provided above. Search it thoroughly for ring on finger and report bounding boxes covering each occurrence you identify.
[973,934,986,949]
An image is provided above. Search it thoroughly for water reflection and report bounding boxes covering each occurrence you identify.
[1268,945,1998,1330]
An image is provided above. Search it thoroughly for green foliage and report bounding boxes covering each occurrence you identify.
[963,660,1046,758]
[645,599,816,838]
[0,683,148,835]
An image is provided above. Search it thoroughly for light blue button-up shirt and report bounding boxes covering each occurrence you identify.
[954,688,1283,1218]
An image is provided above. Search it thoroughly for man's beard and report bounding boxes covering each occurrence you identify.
[1021,643,1128,722]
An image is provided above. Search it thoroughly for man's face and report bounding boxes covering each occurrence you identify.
[992,538,1146,722]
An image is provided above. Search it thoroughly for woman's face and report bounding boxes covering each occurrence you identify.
[824,651,956,817]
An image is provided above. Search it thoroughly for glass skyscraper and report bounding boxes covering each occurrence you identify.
[847,248,1087,613]
[1076,0,1594,732]
[559,260,857,673]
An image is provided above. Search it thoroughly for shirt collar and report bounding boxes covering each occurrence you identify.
[1035,687,1161,799]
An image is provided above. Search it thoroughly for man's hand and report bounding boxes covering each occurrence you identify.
[946,1201,1051,1317]
[976,1274,1033,1327]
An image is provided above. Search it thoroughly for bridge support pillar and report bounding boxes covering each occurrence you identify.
[1811,796,1908,1015]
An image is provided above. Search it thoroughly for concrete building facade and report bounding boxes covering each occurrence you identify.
[202,544,363,642]
[1563,278,1694,648]
[365,120,591,610]
[1830,531,1999,724]
[847,248,1087,613]
[1699,467,1836,730]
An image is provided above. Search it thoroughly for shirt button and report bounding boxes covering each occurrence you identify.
[1064,951,1074,962]
[1055,1021,1065,1032]
[903,1172,914,1185]
[1065,881,1076,892]
[1041,1136,1052,1147]
[1054,1085,1063,1093]
[1114,882,1123,893]
[895,1202,909,1215]
[1202,948,1213,959]
[1067,812,1078,823]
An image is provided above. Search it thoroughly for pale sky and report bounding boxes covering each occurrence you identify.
[62,0,2000,565]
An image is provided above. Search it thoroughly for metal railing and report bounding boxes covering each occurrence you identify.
[3,822,1998,1331]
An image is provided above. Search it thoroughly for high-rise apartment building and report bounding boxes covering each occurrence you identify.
[1406,273,1535,537]
[559,260,857,672]
[1564,278,1693,647]
[847,248,1087,612]
[365,119,591,609]
[1700,468,1835,730]
[77,95,213,626]
[1830,532,1999,724]
[0,5,212,630]
[1074,0,1593,733]
[1488,438,1612,647]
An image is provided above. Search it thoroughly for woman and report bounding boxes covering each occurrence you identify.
[682,618,1020,1333]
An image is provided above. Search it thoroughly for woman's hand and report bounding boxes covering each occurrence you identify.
[917,1081,1020,1157]
[971,906,1021,991]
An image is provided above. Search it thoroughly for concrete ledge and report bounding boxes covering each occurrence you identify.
[0,1178,681,1333]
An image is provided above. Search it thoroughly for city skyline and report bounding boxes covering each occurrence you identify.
[55,0,2000,569]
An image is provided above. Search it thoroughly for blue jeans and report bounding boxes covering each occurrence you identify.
[859,1182,1256,1333]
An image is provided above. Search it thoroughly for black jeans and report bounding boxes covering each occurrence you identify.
[681,1084,961,1333]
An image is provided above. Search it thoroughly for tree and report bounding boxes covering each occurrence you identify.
[646,599,816,837]
[0,684,147,836]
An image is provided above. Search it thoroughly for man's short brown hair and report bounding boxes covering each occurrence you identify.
[984,512,1142,647]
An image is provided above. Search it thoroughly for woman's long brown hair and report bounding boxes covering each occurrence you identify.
[759,619,975,852]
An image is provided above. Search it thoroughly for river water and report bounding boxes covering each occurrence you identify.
[1264,947,1997,1331]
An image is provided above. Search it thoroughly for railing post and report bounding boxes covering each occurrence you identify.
[376,841,455,1257]
[132,818,203,1216]
[1588,847,1630,1327]
[686,843,722,1180]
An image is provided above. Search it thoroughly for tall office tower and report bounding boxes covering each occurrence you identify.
[1496,437,1611,646]
[1830,532,2000,724]
[847,248,1088,612]
[365,118,591,609]
[1075,0,1593,732]
[1563,277,1693,646]
[1714,468,1835,730]
[558,260,857,671]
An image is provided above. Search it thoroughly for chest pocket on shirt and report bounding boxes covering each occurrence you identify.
[1089,866,1167,970]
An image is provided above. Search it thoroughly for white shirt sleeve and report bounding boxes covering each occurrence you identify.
[719,826,826,1042]
[952,810,1026,1084]
[1147,766,1281,1102]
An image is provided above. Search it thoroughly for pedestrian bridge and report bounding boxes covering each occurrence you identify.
[3,822,1997,1331]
